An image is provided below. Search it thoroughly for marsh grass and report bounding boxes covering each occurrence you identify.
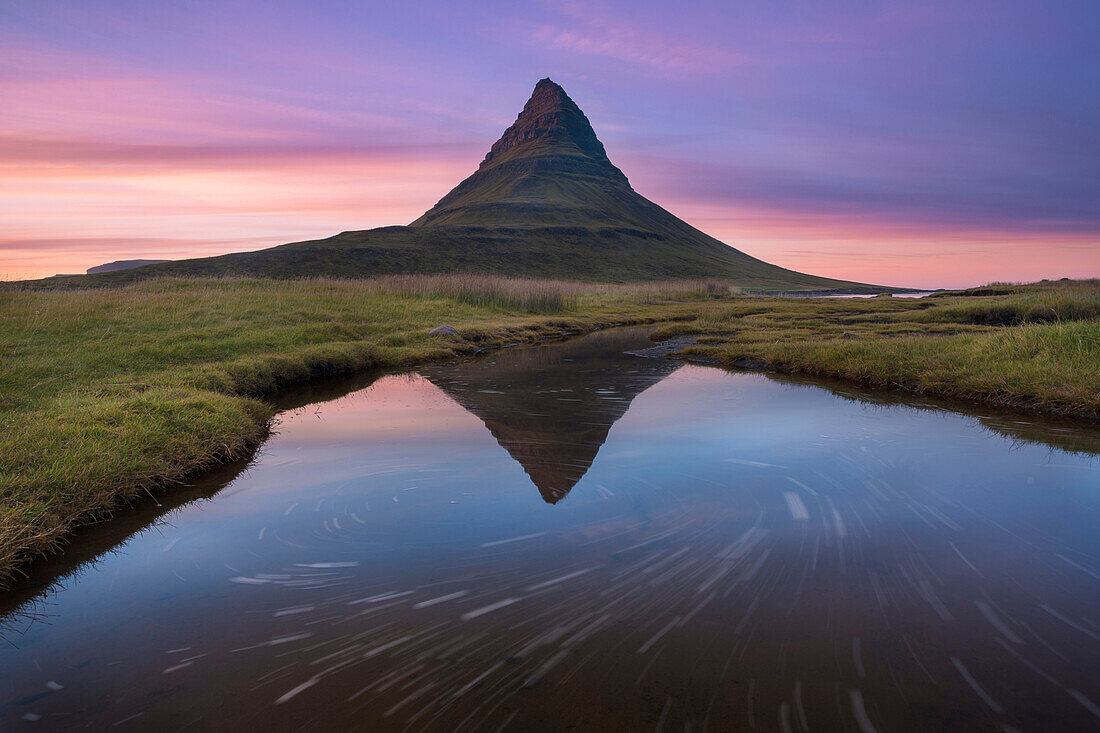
[657,279,1100,415]
[353,274,738,312]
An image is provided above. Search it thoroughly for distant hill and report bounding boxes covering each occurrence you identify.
[18,79,891,292]
[86,259,170,274]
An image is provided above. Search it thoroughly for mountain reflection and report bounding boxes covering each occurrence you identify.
[420,329,681,503]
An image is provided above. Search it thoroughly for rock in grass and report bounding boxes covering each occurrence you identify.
[429,325,459,336]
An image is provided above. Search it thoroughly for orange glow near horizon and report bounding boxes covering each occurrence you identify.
[3,154,1094,288]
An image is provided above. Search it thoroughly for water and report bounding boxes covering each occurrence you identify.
[2,327,1098,731]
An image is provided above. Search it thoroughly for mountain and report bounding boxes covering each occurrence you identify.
[420,328,681,503]
[20,79,889,291]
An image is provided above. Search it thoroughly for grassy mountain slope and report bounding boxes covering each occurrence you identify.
[32,225,879,290]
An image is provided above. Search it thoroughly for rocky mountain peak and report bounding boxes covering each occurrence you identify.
[477,78,611,170]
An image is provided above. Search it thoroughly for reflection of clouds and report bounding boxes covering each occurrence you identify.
[276,375,487,445]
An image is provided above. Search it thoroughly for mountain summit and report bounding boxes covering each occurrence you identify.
[479,78,617,171]
[30,79,889,291]
[412,78,631,227]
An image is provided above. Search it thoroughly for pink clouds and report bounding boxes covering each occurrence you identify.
[526,2,753,75]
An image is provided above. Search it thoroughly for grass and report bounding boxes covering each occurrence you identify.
[652,279,1100,416]
[1,276,1096,583]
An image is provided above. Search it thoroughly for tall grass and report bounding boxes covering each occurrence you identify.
[923,280,1100,325]
[183,274,746,314]
[360,274,580,312]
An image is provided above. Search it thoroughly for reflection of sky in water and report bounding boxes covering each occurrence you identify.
[1,336,1098,730]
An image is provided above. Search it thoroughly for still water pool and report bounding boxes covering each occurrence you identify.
[2,327,1098,730]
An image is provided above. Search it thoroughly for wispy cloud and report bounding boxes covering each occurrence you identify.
[526,2,753,74]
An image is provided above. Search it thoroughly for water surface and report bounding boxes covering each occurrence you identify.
[2,328,1099,731]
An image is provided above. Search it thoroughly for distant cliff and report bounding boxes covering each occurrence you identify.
[87,259,170,274]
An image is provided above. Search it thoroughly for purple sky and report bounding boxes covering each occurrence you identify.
[1,0,1097,286]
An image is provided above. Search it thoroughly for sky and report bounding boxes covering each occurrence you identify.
[1,0,1097,288]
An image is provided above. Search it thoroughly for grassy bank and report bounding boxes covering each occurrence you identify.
[652,279,1100,416]
[2,276,1096,583]
[0,276,720,581]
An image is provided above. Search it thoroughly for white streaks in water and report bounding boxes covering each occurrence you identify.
[976,602,1023,644]
[918,580,954,622]
[1056,553,1100,581]
[826,497,847,539]
[951,657,1004,714]
[294,562,359,569]
[993,637,1061,687]
[451,661,504,699]
[1040,604,1100,642]
[162,536,181,552]
[229,576,270,585]
[677,591,716,627]
[45,681,63,691]
[413,591,468,609]
[1068,690,1100,720]
[786,477,819,496]
[383,681,437,717]
[283,502,298,516]
[948,542,981,575]
[524,566,600,592]
[111,712,145,726]
[794,679,809,732]
[267,633,312,647]
[461,598,521,621]
[853,637,866,677]
[783,492,809,521]
[638,615,682,654]
[275,677,319,704]
[725,458,788,469]
[362,635,414,659]
[524,649,569,687]
[849,690,877,733]
[348,590,413,605]
[479,532,547,548]
[274,605,315,618]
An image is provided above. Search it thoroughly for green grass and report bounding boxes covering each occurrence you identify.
[654,279,1100,416]
[1,276,1096,583]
